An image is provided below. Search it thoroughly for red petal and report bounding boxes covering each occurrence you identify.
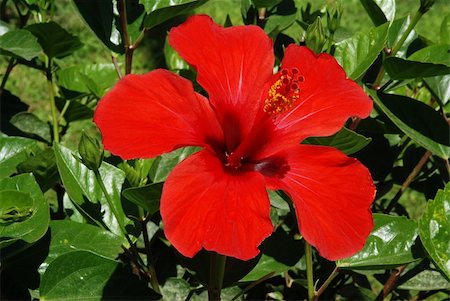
[264,145,375,261]
[259,46,372,156]
[94,69,223,159]
[160,149,273,260]
[169,15,274,150]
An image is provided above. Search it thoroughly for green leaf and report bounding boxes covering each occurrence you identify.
[302,127,372,155]
[0,136,39,179]
[359,0,396,26]
[122,182,162,216]
[10,112,51,142]
[40,251,159,301]
[424,75,450,105]
[141,0,208,30]
[441,14,450,44]
[53,143,130,237]
[16,148,59,192]
[337,214,423,269]
[398,269,450,290]
[0,174,50,247]
[264,14,296,36]
[408,44,450,66]
[418,183,450,280]
[160,278,191,301]
[25,22,82,59]
[0,29,42,60]
[384,57,450,79]
[334,22,389,79]
[46,220,125,265]
[149,146,200,182]
[370,91,450,159]
[56,64,118,98]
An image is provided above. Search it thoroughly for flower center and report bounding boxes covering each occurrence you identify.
[263,67,304,115]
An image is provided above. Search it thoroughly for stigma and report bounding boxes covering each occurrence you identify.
[263,67,304,115]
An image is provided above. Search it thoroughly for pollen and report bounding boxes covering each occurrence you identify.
[263,68,303,115]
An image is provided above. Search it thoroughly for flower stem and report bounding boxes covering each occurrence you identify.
[305,241,314,301]
[383,150,431,213]
[117,0,132,75]
[208,252,227,301]
[45,56,59,143]
[313,266,339,301]
[141,218,161,294]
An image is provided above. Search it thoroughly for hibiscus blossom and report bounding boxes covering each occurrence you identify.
[94,15,376,261]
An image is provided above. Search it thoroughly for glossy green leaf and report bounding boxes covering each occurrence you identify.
[46,220,125,265]
[0,136,39,179]
[424,75,450,105]
[303,127,372,155]
[16,148,59,192]
[53,143,130,237]
[141,0,208,30]
[335,22,389,79]
[384,57,450,79]
[25,22,82,59]
[359,0,395,26]
[149,146,200,182]
[160,278,190,301]
[1,90,29,137]
[40,251,159,301]
[0,174,49,247]
[122,182,162,216]
[418,183,450,280]
[441,14,450,44]
[56,64,118,98]
[408,44,450,66]
[337,214,423,269]
[0,29,42,60]
[10,112,51,142]
[398,270,450,290]
[370,91,450,159]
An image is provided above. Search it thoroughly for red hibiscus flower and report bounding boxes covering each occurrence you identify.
[94,15,376,261]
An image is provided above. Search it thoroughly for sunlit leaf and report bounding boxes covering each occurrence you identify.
[398,269,450,290]
[303,127,372,155]
[45,220,125,265]
[337,214,423,269]
[149,146,200,182]
[56,64,118,98]
[418,183,450,280]
[335,22,389,79]
[0,136,39,179]
[0,29,42,60]
[39,251,159,300]
[0,174,50,247]
[10,112,51,142]
[53,143,131,237]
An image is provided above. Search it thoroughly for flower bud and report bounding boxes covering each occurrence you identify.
[327,2,342,34]
[78,131,104,171]
[305,16,326,53]
[419,0,435,13]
